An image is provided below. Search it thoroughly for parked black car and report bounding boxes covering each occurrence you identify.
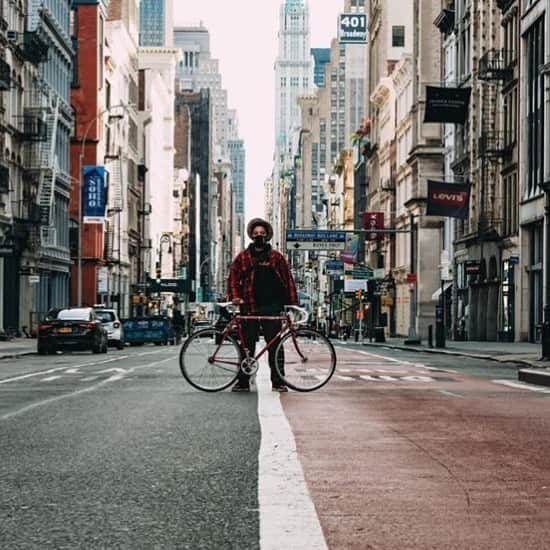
[37,307,108,355]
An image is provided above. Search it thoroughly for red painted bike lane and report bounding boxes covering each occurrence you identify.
[280,347,550,550]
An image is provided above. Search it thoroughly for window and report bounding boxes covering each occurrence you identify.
[502,172,518,237]
[525,17,545,197]
[392,26,405,47]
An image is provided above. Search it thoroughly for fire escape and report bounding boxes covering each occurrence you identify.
[477,48,514,240]
[12,26,57,251]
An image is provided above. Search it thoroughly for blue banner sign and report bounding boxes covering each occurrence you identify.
[83,165,107,223]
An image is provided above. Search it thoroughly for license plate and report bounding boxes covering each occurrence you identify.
[58,327,72,334]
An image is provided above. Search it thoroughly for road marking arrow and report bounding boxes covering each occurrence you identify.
[98,367,128,375]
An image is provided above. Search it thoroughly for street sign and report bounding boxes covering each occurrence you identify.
[407,273,417,284]
[325,260,344,276]
[28,275,39,284]
[344,279,367,292]
[345,267,374,280]
[338,13,368,44]
[286,230,346,251]
[147,278,190,293]
[464,260,480,275]
[509,255,519,265]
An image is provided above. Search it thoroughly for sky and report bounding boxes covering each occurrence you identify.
[173,0,344,222]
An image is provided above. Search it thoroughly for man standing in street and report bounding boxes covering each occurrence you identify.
[228,218,298,392]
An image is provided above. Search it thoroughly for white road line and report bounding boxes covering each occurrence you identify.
[40,376,63,382]
[80,376,99,382]
[0,374,125,421]
[492,380,550,394]
[0,355,177,422]
[257,359,327,550]
[0,356,129,385]
[439,390,464,398]
[334,375,354,381]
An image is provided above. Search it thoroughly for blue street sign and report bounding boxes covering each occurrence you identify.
[509,255,519,265]
[286,230,346,242]
[286,230,347,251]
[325,260,344,270]
[82,166,107,223]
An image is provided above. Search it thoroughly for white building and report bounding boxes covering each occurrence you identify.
[174,25,229,158]
[139,47,180,281]
[104,1,141,318]
[273,0,313,245]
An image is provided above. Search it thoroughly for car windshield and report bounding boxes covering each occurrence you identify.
[57,309,92,321]
[95,311,116,323]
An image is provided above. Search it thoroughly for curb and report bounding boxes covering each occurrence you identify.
[518,368,550,387]
[0,351,35,360]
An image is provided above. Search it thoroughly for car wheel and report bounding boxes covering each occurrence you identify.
[37,344,48,355]
[117,341,124,350]
[92,342,102,354]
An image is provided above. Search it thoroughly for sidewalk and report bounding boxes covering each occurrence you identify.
[0,337,36,359]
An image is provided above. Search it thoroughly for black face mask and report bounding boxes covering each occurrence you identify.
[253,235,266,247]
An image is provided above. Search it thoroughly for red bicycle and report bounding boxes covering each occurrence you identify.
[179,304,336,392]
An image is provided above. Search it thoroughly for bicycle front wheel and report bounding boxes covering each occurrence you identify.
[179,329,241,392]
[274,328,336,391]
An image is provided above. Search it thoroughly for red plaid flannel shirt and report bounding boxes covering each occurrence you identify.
[228,248,298,313]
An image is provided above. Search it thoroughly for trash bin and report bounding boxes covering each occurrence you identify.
[374,327,385,343]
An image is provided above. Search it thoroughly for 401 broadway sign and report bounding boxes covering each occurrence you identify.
[426,180,471,219]
[339,13,368,44]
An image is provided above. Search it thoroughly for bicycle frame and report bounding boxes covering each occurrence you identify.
[207,312,306,367]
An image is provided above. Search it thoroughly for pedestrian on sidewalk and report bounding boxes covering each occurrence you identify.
[227,217,298,393]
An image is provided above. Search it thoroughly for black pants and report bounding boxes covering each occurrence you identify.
[238,304,285,386]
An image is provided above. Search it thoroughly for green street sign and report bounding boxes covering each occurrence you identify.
[345,268,374,280]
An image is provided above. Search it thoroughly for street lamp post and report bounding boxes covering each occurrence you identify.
[77,103,134,307]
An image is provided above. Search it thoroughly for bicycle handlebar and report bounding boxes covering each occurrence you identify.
[284,305,309,325]
[215,302,309,325]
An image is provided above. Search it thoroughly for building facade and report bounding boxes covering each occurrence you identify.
[273,0,312,247]
[1,0,72,334]
[139,0,173,47]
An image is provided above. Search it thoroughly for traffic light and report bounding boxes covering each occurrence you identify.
[355,289,362,300]
[155,262,161,281]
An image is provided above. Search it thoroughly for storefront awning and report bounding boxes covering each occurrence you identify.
[431,282,452,301]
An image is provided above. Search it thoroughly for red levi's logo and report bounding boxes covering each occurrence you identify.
[431,191,467,206]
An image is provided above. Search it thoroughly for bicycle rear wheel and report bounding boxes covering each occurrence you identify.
[179,328,241,391]
[274,328,336,391]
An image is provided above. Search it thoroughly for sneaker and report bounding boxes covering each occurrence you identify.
[272,385,288,393]
[231,382,250,392]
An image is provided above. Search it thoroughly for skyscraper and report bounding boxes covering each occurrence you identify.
[273,0,312,242]
[174,25,229,157]
[139,0,173,47]
[311,48,330,87]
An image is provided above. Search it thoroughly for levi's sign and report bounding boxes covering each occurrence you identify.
[426,180,471,219]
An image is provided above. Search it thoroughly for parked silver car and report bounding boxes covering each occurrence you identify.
[93,307,125,349]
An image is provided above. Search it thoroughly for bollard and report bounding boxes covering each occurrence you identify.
[428,325,433,348]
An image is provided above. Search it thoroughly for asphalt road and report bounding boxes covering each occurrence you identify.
[1,344,549,549]
[0,347,260,549]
